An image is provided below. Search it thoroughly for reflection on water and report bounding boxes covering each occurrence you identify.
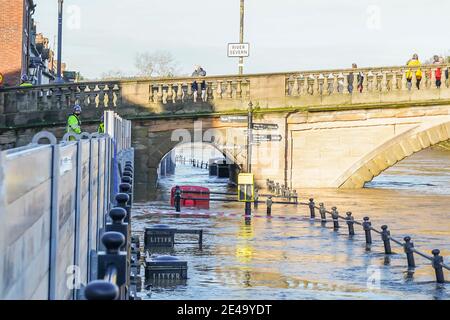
[134,146,450,300]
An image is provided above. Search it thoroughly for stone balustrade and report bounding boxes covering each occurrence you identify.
[0,82,121,126]
[147,76,251,104]
[286,64,450,96]
[1,63,450,128]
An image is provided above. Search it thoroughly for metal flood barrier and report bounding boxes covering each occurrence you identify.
[0,111,132,300]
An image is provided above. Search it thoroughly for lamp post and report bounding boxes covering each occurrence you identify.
[239,0,245,75]
[56,0,64,83]
[246,101,253,173]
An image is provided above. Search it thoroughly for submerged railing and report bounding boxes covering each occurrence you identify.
[166,177,448,285]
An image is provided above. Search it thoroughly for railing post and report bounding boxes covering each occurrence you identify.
[362,217,372,244]
[96,231,127,300]
[431,249,445,284]
[403,236,416,269]
[381,225,392,254]
[331,207,339,230]
[116,193,131,224]
[106,207,129,251]
[308,198,315,219]
[266,196,273,217]
[319,203,326,225]
[174,186,181,213]
[346,212,355,236]
[85,280,119,301]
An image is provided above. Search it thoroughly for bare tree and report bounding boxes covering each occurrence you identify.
[134,51,179,78]
[100,69,129,80]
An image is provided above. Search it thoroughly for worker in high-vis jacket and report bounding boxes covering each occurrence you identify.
[98,115,105,134]
[67,105,82,140]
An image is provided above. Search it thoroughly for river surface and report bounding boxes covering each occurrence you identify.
[133,147,450,300]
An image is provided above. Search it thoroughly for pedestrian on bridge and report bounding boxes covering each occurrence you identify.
[67,105,82,140]
[192,65,207,102]
[406,54,422,90]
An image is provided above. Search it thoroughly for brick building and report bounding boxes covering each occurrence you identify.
[0,0,36,86]
[0,0,63,87]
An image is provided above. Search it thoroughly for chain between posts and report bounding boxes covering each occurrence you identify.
[262,179,449,282]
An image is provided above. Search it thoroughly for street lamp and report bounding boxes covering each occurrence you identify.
[55,0,64,83]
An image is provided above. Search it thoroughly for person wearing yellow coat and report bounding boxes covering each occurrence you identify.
[405,54,422,90]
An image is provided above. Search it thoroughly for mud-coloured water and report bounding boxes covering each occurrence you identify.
[133,147,450,300]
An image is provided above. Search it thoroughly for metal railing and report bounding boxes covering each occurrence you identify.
[169,178,448,284]
[263,179,449,284]
[84,159,139,300]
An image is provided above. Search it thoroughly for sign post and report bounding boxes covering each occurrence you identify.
[238,173,254,217]
[246,102,253,173]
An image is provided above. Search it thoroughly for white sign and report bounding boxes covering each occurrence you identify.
[228,43,250,58]
[60,156,73,176]
[220,115,248,123]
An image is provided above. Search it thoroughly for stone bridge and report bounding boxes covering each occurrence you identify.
[1,63,449,199]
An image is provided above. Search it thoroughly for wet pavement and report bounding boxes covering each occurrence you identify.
[133,147,450,300]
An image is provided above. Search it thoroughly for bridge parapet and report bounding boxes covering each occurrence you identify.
[1,63,450,128]
[286,63,450,96]
[0,81,121,127]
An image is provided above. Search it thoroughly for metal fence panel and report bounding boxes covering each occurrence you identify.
[0,146,53,300]
[78,140,91,286]
[55,143,78,300]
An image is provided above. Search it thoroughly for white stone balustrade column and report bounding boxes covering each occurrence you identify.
[332,73,338,95]
[323,75,329,95]
[167,84,174,103]
[381,72,388,92]
[292,77,299,96]
[313,75,319,96]
[215,80,223,99]
[177,83,183,102]
[157,84,163,102]
[343,73,349,94]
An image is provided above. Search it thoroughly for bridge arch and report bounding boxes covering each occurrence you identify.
[336,121,450,188]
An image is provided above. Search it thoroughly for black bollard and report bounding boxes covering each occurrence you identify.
[119,183,132,204]
[309,198,316,219]
[346,212,355,236]
[174,186,181,213]
[85,280,119,300]
[381,225,392,254]
[245,202,252,217]
[319,203,326,224]
[96,231,127,300]
[431,249,445,284]
[115,193,131,224]
[403,237,416,269]
[123,171,133,180]
[122,176,132,184]
[266,196,273,216]
[106,207,129,251]
[362,217,372,244]
[331,207,339,230]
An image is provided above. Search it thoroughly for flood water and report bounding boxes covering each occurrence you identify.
[133,146,450,300]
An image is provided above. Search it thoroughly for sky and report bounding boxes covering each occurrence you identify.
[34,0,450,79]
